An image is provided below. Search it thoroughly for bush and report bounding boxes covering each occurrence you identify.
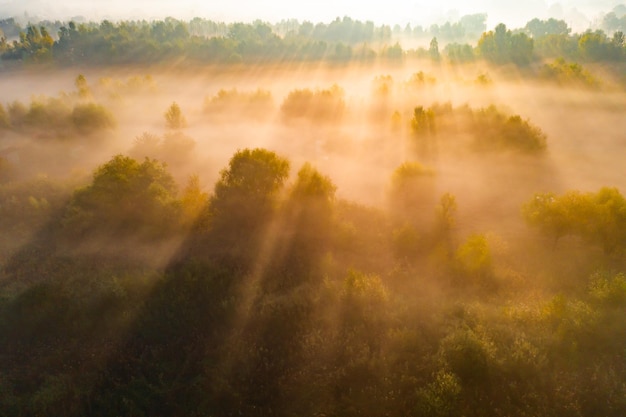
[473,106,547,152]
[280,85,345,122]
[71,103,116,134]
[203,88,274,119]
[540,58,600,88]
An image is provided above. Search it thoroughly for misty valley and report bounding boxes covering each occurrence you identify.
[1,11,626,417]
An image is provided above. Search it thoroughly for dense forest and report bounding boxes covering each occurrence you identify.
[1,6,626,417]
[1,11,625,66]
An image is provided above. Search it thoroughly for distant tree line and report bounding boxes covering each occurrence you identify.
[1,15,624,67]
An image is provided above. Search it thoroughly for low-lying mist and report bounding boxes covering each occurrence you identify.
[2,62,623,213]
[1,59,626,416]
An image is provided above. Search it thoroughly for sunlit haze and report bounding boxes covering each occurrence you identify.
[1,0,625,415]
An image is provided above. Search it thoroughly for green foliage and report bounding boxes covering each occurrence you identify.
[524,18,571,38]
[443,42,475,63]
[24,98,69,130]
[427,14,486,43]
[71,103,116,133]
[534,33,580,59]
[589,272,626,307]
[408,103,547,154]
[180,174,208,226]
[0,147,626,417]
[477,23,534,65]
[202,148,290,265]
[383,42,403,61]
[523,187,626,254]
[404,71,437,90]
[0,17,382,66]
[436,193,457,237]
[74,74,91,98]
[0,177,69,245]
[473,106,547,152]
[522,191,588,247]
[1,96,115,138]
[2,24,55,62]
[411,106,435,135]
[275,163,337,277]
[391,162,434,186]
[210,148,290,219]
[1,15,626,417]
[164,101,187,130]
[602,10,626,34]
[439,329,491,385]
[429,37,440,61]
[579,30,624,61]
[0,16,623,67]
[455,234,492,282]
[280,85,345,122]
[341,270,389,327]
[63,155,179,239]
[540,58,601,88]
[414,371,462,417]
[203,88,274,119]
[290,162,336,203]
[587,187,626,254]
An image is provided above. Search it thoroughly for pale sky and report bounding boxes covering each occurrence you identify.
[0,0,621,30]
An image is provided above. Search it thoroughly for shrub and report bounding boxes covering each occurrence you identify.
[71,103,116,134]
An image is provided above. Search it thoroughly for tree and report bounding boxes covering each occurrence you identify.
[164,102,187,129]
[384,42,403,61]
[473,106,547,153]
[602,12,626,35]
[613,31,625,48]
[522,191,590,248]
[277,163,336,278]
[203,148,290,265]
[436,193,457,240]
[280,85,345,122]
[524,18,571,38]
[63,155,179,239]
[459,13,487,38]
[523,187,626,254]
[74,74,91,99]
[578,30,623,61]
[429,37,440,61]
[455,234,492,283]
[180,174,208,226]
[587,187,626,254]
[411,106,437,158]
[411,106,436,136]
[477,23,534,65]
[444,43,474,63]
